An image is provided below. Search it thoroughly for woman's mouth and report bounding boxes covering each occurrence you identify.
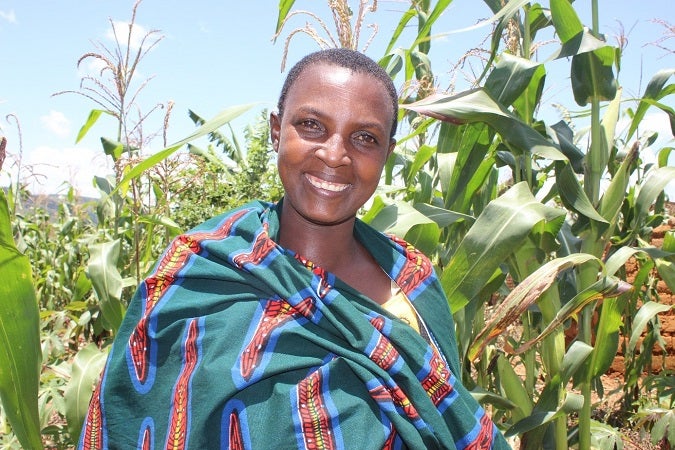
[306,174,349,192]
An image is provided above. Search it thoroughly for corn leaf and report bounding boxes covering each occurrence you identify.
[75,109,112,144]
[87,240,125,333]
[65,343,108,443]
[443,182,565,314]
[274,0,295,35]
[549,0,583,43]
[497,355,533,423]
[403,89,566,161]
[628,301,673,353]
[628,68,675,140]
[512,276,630,356]
[0,191,43,449]
[470,253,598,360]
[112,103,257,197]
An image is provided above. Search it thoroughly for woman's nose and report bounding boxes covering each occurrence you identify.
[315,134,350,167]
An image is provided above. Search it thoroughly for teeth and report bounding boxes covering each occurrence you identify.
[307,175,349,192]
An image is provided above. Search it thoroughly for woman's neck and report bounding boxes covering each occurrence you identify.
[277,207,360,274]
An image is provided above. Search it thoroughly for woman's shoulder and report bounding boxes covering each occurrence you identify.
[188,200,275,234]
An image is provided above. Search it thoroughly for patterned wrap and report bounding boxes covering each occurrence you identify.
[80,200,509,450]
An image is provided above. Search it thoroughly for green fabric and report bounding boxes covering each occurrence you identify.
[80,200,509,449]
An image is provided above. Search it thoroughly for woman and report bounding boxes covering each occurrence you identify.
[80,48,509,449]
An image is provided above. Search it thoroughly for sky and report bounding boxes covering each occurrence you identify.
[0,0,673,198]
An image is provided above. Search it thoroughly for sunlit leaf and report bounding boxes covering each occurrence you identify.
[628,301,673,353]
[65,344,108,443]
[403,89,566,161]
[112,103,257,197]
[0,191,42,450]
[87,240,125,333]
[590,420,623,450]
[555,162,608,223]
[497,355,532,423]
[275,0,296,35]
[76,109,112,144]
[549,0,583,43]
[412,203,474,228]
[485,53,544,109]
[506,392,583,436]
[628,69,675,140]
[136,214,182,236]
[551,28,608,60]
[589,296,624,378]
[442,182,565,313]
[634,166,675,230]
[101,137,125,161]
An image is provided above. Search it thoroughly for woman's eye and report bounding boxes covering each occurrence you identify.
[300,119,320,130]
[354,133,377,145]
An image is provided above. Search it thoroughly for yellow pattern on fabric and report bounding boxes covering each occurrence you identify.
[381,281,420,333]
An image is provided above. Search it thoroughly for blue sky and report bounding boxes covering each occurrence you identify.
[0,0,673,198]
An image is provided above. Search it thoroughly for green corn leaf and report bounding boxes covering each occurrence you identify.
[75,109,112,144]
[589,296,624,378]
[598,139,638,234]
[555,162,608,223]
[604,246,642,276]
[383,10,416,56]
[549,0,583,43]
[412,203,474,228]
[497,354,533,423]
[100,137,125,161]
[655,258,675,293]
[0,191,43,450]
[112,103,257,198]
[548,121,585,172]
[628,68,675,140]
[136,214,182,236]
[443,182,565,314]
[87,240,125,333]
[403,89,566,161]
[534,341,593,412]
[485,53,544,109]
[628,301,673,353]
[274,0,295,35]
[506,391,584,436]
[571,44,618,106]
[65,343,108,443]
[368,200,442,255]
[527,3,552,39]
[406,144,436,185]
[551,27,609,60]
[633,166,675,232]
[410,0,453,54]
[590,420,623,450]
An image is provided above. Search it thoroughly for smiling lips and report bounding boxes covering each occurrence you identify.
[306,173,350,192]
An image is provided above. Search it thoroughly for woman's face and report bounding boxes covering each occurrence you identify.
[271,63,396,227]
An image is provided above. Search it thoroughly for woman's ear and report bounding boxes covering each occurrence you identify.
[270,112,281,152]
[387,139,396,158]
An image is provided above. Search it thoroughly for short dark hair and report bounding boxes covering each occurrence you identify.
[277,48,398,138]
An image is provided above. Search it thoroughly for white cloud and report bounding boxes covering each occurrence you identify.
[76,56,109,80]
[41,110,71,139]
[107,21,149,51]
[0,10,17,24]
[3,145,110,198]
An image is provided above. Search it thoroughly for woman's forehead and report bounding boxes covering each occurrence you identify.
[290,64,389,104]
